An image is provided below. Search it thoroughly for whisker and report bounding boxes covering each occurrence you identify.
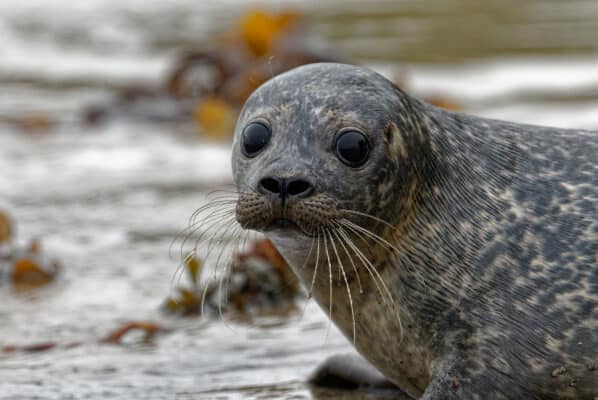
[199,221,242,317]
[341,219,428,291]
[202,186,243,197]
[170,211,237,295]
[188,197,238,227]
[178,205,237,261]
[193,218,241,312]
[226,228,259,304]
[327,229,356,344]
[339,208,398,232]
[168,201,236,259]
[322,228,334,342]
[216,225,245,320]
[194,214,238,259]
[338,225,404,343]
[190,203,237,229]
[184,215,237,276]
[203,217,240,265]
[298,234,317,319]
[338,224,396,303]
[189,198,238,222]
[331,228,363,294]
[186,209,237,247]
[169,252,193,298]
[340,219,401,256]
[307,229,322,300]
[336,227,385,303]
[300,235,316,270]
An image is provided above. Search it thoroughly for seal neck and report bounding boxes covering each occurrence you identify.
[387,103,522,332]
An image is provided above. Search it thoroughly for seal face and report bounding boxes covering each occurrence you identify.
[231,63,598,399]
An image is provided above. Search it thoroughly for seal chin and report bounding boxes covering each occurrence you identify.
[265,225,313,256]
[268,218,296,230]
[264,218,309,237]
[265,219,298,232]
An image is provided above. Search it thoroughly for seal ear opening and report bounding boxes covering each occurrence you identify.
[384,121,407,160]
[384,122,394,146]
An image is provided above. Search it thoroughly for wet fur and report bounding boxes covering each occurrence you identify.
[231,63,597,399]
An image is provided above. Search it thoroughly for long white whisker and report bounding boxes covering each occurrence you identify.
[217,225,245,321]
[199,215,239,261]
[169,202,236,259]
[342,219,428,291]
[331,228,363,294]
[340,219,401,256]
[199,218,240,314]
[307,230,322,300]
[338,225,404,343]
[336,227,385,303]
[171,211,237,294]
[185,209,237,258]
[189,199,238,223]
[200,221,243,319]
[184,216,237,288]
[322,228,334,342]
[299,235,317,320]
[328,229,356,344]
[340,208,398,232]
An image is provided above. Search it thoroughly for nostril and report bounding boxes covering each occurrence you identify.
[287,179,314,198]
[258,177,314,199]
[259,177,282,194]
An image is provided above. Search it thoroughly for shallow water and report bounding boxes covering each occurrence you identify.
[0,1,597,399]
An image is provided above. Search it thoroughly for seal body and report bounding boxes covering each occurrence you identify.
[231,63,597,399]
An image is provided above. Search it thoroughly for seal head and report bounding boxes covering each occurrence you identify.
[233,63,422,241]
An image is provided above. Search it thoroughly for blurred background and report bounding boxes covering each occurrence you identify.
[1,1,597,399]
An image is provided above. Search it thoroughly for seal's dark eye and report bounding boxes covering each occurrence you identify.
[334,130,369,167]
[242,122,271,157]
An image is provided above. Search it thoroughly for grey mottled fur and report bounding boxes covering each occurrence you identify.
[231,63,597,399]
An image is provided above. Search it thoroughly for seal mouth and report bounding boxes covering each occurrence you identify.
[236,192,342,236]
[266,218,300,231]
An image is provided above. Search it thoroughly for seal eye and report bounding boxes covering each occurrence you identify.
[242,122,271,157]
[334,130,370,167]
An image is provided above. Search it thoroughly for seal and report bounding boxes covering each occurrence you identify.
[230,63,597,399]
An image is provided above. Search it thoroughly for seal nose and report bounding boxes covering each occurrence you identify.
[258,177,314,200]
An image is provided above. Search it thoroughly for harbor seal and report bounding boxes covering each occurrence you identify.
[231,63,597,399]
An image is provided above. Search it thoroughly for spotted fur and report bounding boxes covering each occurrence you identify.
[231,63,597,399]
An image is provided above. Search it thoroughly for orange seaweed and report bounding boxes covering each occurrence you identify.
[8,113,56,133]
[239,10,299,57]
[0,210,12,244]
[11,258,54,287]
[101,322,164,344]
[193,97,236,139]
